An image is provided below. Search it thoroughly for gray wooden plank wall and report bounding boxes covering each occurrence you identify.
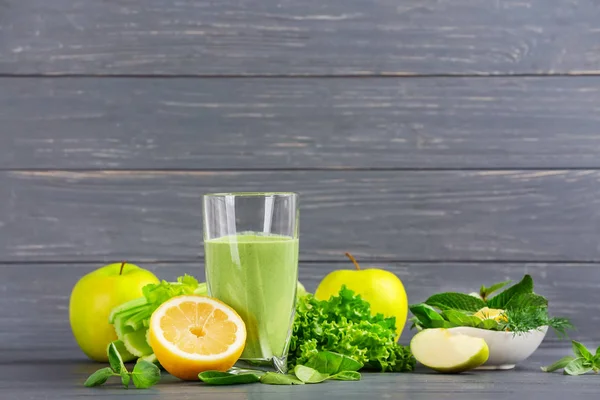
[1,0,600,364]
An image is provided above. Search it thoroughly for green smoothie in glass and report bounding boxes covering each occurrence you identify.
[205,233,299,361]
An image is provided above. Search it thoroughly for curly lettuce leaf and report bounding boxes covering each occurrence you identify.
[289,286,415,372]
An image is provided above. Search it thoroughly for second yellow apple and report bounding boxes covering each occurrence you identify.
[314,253,408,341]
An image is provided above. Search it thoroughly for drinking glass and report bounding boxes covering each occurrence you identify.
[203,192,299,373]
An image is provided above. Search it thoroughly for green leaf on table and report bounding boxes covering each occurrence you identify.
[541,356,576,372]
[131,360,161,389]
[107,342,127,374]
[120,371,131,389]
[260,372,305,385]
[480,280,512,301]
[424,293,486,312]
[293,365,330,384]
[478,319,501,330]
[487,275,534,309]
[572,341,594,361]
[442,309,482,327]
[330,371,361,381]
[410,304,446,326]
[505,293,548,311]
[563,358,593,376]
[84,367,116,387]
[304,351,363,375]
[198,371,261,385]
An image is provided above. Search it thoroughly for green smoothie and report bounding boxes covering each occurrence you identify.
[204,232,299,362]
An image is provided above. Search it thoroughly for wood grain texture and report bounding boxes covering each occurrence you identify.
[3,77,600,169]
[1,0,600,75]
[1,170,600,262]
[0,352,595,400]
[2,263,597,361]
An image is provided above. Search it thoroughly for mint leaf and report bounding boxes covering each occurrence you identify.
[442,310,482,327]
[260,372,305,385]
[198,371,261,385]
[424,293,486,312]
[84,367,117,387]
[487,275,533,309]
[564,358,593,376]
[330,371,361,381]
[131,360,161,389]
[504,293,548,311]
[120,371,131,389]
[572,341,594,361]
[107,342,126,374]
[304,351,362,375]
[480,280,512,300]
[541,356,575,372]
[293,365,330,383]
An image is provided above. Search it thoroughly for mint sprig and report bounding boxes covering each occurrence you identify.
[84,341,161,389]
[542,341,600,375]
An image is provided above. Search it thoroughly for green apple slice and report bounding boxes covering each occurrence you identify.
[410,328,489,373]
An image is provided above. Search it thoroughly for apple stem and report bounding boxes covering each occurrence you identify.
[345,252,361,271]
[119,261,126,275]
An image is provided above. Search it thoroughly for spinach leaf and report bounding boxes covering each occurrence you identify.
[442,310,482,327]
[260,372,305,385]
[330,371,361,381]
[293,365,330,384]
[198,371,261,385]
[304,351,362,375]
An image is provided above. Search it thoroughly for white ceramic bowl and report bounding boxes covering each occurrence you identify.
[447,326,548,370]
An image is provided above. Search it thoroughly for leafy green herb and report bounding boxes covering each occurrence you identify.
[330,371,361,381]
[107,342,126,374]
[480,280,511,301]
[410,274,572,338]
[198,371,261,385]
[289,286,415,372]
[498,307,573,337]
[487,275,533,309]
[304,351,363,374]
[260,372,305,385]
[293,365,330,383]
[542,341,600,375]
[84,342,161,389]
[131,361,161,389]
[84,368,116,387]
[564,358,594,376]
[120,371,131,389]
[424,293,485,312]
[541,356,575,372]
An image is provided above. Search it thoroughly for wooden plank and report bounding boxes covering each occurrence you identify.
[3,77,600,169]
[1,1,599,75]
[1,169,600,262]
[0,353,595,400]
[2,263,597,360]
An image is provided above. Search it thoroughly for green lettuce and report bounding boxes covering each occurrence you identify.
[288,286,415,372]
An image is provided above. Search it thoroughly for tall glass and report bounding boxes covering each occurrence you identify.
[203,192,299,373]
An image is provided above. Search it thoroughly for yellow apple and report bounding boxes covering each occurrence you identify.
[315,253,408,341]
[69,262,159,361]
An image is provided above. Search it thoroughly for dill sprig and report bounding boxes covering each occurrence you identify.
[499,307,574,338]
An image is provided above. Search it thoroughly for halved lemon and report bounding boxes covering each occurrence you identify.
[474,307,508,323]
[148,295,246,381]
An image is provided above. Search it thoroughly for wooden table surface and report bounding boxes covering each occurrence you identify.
[2,1,600,398]
[1,348,591,400]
